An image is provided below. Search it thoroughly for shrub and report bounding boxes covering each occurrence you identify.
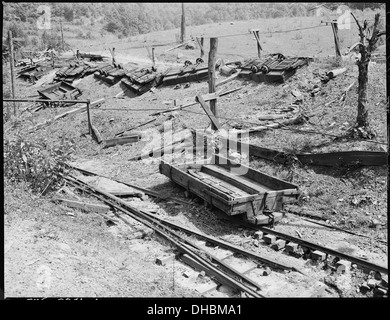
[3,136,74,194]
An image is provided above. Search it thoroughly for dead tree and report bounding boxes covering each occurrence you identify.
[350,12,386,138]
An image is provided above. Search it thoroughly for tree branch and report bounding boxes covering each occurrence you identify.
[351,12,365,41]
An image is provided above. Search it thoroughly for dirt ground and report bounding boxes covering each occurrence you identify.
[3,17,388,298]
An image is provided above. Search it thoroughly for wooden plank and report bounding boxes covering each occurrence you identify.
[91,124,103,144]
[196,94,221,130]
[213,154,298,191]
[115,118,156,136]
[201,165,268,194]
[103,135,140,148]
[53,198,111,213]
[222,138,287,162]
[297,151,388,167]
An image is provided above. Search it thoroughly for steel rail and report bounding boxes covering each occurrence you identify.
[155,217,299,273]
[251,225,388,275]
[3,98,89,104]
[65,175,264,297]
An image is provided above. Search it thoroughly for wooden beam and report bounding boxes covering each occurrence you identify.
[196,37,205,59]
[103,135,141,149]
[115,118,156,137]
[250,29,262,58]
[53,197,111,213]
[196,94,221,130]
[91,124,103,144]
[331,22,341,59]
[208,37,218,130]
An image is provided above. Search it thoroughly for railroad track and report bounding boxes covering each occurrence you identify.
[64,170,388,298]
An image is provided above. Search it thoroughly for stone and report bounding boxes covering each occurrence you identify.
[367,279,377,288]
[253,231,263,239]
[271,239,286,251]
[311,250,326,261]
[262,267,272,276]
[336,260,351,274]
[263,234,276,244]
[155,254,175,266]
[285,242,299,254]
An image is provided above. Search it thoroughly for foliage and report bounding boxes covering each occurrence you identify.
[3,135,74,194]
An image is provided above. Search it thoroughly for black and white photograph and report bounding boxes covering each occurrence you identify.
[2,2,388,304]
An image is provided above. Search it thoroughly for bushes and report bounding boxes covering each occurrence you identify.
[4,136,74,194]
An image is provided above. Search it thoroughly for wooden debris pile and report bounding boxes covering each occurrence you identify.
[55,61,99,83]
[162,58,208,86]
[240,54,311,84]
[93,63,128,85]
[121,67,162,95]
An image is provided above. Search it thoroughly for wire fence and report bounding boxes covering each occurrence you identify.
[97,105,387,146]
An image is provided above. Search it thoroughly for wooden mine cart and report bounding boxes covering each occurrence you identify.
[159,155,300,225]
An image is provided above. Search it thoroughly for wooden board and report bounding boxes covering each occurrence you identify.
[103,135,140,148]
[297,151,388,167]
[53,198,110,213]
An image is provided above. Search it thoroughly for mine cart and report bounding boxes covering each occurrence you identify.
[159,155,300,225]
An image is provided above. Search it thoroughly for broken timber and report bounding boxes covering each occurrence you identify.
[196,94,221,130]
[53,197,111,213]
[27,98,105,132]
[223,138,388,167]
[91,124,103,144]
[103,134,141,148]
[115,118,156,137]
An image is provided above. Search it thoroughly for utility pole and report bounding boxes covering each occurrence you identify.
[208,37,218,130]
[181,3,186,43]
[8,30,16,117]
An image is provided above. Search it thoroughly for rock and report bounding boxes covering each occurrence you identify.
[367,279,377,288]
[262,267,272,276]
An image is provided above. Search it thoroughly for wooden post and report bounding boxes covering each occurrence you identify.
[250,29,262,59]
[208,37,218,131]
[60,20,64,51]
[86,100,92,135]
[181,3,186,43]
[8,30,16,117]
[196,37,205,59]
[151,47,155,67]
[331,22,341,59]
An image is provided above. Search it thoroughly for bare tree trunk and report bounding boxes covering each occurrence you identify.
[356,51,369,127]
[350,12,385,137]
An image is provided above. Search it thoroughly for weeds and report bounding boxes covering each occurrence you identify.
[4,135,74,194]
